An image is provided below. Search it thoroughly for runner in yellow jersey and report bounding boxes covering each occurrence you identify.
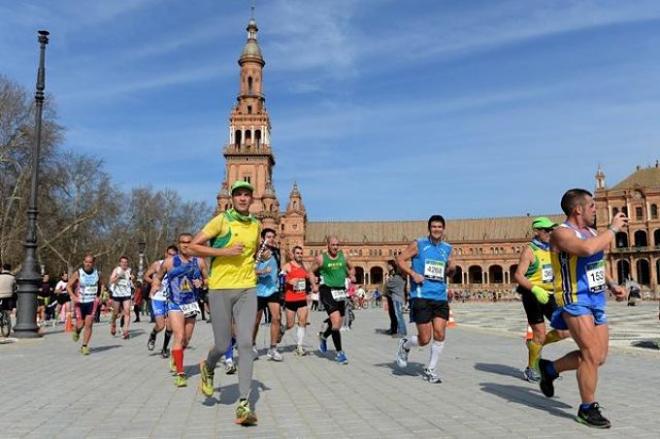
[513,217,568,382]
[187,180,261,426]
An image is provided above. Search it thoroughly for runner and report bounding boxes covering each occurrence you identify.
[54,272,70,324]
[310,236,356,365]
[513,217,568,382]
[282,245,313,356]
[67,254,102,355]
[144,245,178,358]
[108,256,134,339]
[151,233,208,387]
[253,228,283,361]
[395,215,455,383]
[190,180,260,426]
[538,189,627,428]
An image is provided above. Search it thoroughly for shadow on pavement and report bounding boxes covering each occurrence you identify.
[632,339,660,350]
[373,361,425,377]
[90,344,121,353]
[200,379,270,408]
[474,362,524,379]
[479,382,574,420]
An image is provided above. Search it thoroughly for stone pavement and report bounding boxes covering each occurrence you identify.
[1,301,659,438]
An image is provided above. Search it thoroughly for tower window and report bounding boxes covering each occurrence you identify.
[247,105,252,114]
[635,207,643,220]
[248,76,253,94]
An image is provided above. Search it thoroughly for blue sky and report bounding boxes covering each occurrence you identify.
[1,0,659,221]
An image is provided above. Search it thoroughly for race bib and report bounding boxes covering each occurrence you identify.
[424,260,445,281]
[179,302,200,318]
[586,260,606,293]
[83,285,98,296]
[294,279,306,292]
[541,264,553,283]
[331,289,347,300]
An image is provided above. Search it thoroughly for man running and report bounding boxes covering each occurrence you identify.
[282,245,313,356]
[513,217,568,382]
[144,245,178,358]
[152,233,208,387]
[109,256,134,339]
[67,254,102,355]
[310,236,356,365]
[253,228,283,361]
[537,189,627,428]
[190,180,260,426]
[395,215,455,383]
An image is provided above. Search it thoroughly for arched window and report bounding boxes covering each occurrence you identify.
[634,230,648,247]
[655,229,660,246]
[489,265,504,283]
[450,266,463,284]
[616,259,630,284]
[370,267,384,284]
[651,204,658,219]
[247,76,253,94]
[354,267,365,284]
[615,232,628,248]
[509,265,518,282]
[468,266,483,284]
[636,259,650,285]
[235,130,242,146]
[255,129,261,147]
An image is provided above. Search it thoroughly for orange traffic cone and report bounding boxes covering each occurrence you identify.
[64,312,73,333]
[447,310,457,328]
[524,325,533,341]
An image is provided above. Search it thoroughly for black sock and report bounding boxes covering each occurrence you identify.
[149,330,157,340]
[322,325,333,339]
[331,330,342,352]
[163,330,172,350]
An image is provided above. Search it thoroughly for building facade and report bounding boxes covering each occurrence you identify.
[217,17,660,293]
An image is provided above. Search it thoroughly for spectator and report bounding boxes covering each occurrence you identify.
[385,260,407,337]
[0,264,17,317]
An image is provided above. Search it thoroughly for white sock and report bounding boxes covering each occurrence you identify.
[296,326,305,346]
[403,335,418,350]
[428,340,445,371]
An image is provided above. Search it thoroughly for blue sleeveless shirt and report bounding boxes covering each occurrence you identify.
[410,237,452,301]
[167,255,201,306]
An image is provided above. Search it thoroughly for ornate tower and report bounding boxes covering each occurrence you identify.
[595,165,606,191]
[280,183,307,259]
[217,14,277,218]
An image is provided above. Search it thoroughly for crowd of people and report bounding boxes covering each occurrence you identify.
[0,184,639,429]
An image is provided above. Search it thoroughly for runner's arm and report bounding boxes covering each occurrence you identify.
[344,256,356,283]
[150,258,170,294]
[445,257,456,278]
[199,258,209,288]
[308,255,323,291]
[396,241,423,284]
[513,246,535,290]
[186,230,244,258]
[551,212,626,257]
[605,271,626,300]
[67,271,79,301]
[143,261,159,285]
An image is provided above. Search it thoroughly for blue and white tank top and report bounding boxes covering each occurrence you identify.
[410,237,452,301]
[77,268,99,303]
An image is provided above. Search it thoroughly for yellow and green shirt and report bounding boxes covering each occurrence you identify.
[202,210,260,290]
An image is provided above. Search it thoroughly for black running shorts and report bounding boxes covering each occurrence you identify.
[517,286,557,325]
[410,298,449,324]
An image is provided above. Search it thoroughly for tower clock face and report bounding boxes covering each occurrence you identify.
[633,190,642,200]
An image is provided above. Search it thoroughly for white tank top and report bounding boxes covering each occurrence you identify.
[152,260,168,301]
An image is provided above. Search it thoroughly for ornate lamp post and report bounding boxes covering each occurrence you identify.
[137,241,146,282]
[14,30,50,338]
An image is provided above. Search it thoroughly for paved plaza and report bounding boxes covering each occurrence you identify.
[1,301,659,438]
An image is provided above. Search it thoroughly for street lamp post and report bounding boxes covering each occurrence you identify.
[137,241,146,282]
[14,30,50,338]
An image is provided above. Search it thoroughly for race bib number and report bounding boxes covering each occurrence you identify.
[541,264,554,283]
[424,260,445,281]
[331,289,347,300]
[294,279,306,292]
[83,285,98,296]
[586,261,606,293]
[180,302,200,318]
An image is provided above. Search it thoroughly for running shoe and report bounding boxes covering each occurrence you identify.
[199,361,214,397]
[523,367,540,383]
[122,331,129,340]
[225,359,237,375]
[72,329,80,342]
[422,368,441,383]
[319,334,328,353]
[235,399,258,426]
[161,348,170,359]
[80,345,90,356]
[295,345,307,356]
[147,334,156,351]
[266,348,283,362]
[538,358,557,397]
[174,374,187,388]
[396,338,409,368]
[576,402,611,429]
[335,351,348,365]
[110,322,116,336]
[252,344,259,359]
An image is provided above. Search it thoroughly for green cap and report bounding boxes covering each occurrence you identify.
[230,180,254,194]
[532,216,557,229]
